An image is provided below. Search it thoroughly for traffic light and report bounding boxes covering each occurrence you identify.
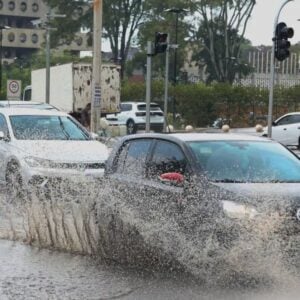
[274,22,294,61]
[154,32,168,55]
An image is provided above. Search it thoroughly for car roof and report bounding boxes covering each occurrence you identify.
[0,107,68,116]
[122,132,273,143]
[0,101,46,105]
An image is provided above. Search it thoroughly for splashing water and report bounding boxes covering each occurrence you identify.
[1,177,300,288]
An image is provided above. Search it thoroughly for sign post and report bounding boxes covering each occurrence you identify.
[7,80,22,100]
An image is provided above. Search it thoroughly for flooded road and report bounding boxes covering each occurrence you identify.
[0,147,300,300]
[1,239,300,300]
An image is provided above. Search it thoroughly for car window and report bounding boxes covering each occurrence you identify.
[188,141,300,183]
[120,104,132,112]
[149,140,187,179]
[0,114,9,137]
[137,104,161,111]
[116,139,152,176]
[277,115,296,125]
[10,115,89,140]
[289,115,300,124]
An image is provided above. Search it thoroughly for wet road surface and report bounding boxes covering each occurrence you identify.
[1,239,300,300]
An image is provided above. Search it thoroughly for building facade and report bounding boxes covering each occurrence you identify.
[0,0,91,64]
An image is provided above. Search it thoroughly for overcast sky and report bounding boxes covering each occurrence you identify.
[245,0,300,46]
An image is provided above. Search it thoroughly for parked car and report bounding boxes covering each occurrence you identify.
[105,133,300,250]
[0,108,109,199]
[0,100,59,111]
[105,102,164,134]
[263,112,300,148]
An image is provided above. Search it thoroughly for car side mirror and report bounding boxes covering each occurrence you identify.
[159,172,184,187]
[272,121,277,126]
[0,131,8,142]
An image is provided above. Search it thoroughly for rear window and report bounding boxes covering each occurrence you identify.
[137,104,161,111]
[120,104,132,112]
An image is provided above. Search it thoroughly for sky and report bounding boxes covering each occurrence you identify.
[245,0,300,46]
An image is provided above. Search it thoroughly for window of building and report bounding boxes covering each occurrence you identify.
[32,3,39,12]
[8,1,15,11]
[31,33,38,44]
[20,33,26,43]
[20,2,27,11]
[8,32,15,42]
[76,37,83,46]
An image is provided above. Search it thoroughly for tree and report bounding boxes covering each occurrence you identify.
[103,0,149,79]
[192,0,256,83]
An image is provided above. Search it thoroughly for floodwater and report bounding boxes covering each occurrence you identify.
[0,145,300,300]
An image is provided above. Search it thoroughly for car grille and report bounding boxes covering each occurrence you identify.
[54,162,105,170]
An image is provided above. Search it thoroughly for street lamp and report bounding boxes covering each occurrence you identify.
[165,8,188,123]
[0,25,10,97]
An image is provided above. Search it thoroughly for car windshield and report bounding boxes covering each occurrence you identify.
[188,140,300,183]
[10,115,90,141]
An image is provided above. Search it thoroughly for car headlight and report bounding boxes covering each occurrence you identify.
[25,157,54,168]
[222,200,258,219]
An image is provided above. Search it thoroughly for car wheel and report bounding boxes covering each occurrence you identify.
[126,120,136,134]
[6,163,25,202]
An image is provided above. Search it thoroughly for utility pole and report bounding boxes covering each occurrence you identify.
[163,35,170,132]
[145,41,153,133]
[0,25,10,97]
[90,0,103,133]
[267,0,293,138]
[44,11,66,104]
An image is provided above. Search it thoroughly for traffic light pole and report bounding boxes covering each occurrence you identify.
[163,35,170,132]
[267,0,293,138]
[145,41,152,133]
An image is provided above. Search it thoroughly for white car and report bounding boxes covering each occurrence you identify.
[0,108,109,198]
[106,102,164,134]
[0,100,59,111]
[263,112,300,148]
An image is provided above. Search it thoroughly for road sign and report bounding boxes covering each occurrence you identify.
[7,80,22,100]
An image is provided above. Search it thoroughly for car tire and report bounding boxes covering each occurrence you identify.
[126,120,136,135]
[6,163,25,202]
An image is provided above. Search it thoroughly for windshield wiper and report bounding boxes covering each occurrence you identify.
[58,117,71,140]
[212,179,246,183]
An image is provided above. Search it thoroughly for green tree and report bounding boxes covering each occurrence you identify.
[192,0,256,83]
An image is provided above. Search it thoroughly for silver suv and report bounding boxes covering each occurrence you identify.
[106,102,164,134]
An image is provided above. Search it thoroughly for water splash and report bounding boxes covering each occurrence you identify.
[1,178,300,287]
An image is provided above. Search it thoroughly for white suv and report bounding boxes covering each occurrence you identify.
[106,102,164,134]
[262,112,300,148]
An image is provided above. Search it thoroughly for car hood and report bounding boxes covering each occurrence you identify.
[12,140,109,162]
[212,182,300,212]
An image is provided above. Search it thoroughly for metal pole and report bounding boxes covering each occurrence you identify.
[163,35,170,132]
[172,13,179,123]
[0,28,2,96]
[268,0,293,138]
[145,41,152,133]
[91,0,103,133]
[45,24,50,104]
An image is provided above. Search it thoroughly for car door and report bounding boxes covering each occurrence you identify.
[272,114,300,145]
[117,103,133,124]
[107,138,153,206]
[143,139,189,212]
[0,114,11,182]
